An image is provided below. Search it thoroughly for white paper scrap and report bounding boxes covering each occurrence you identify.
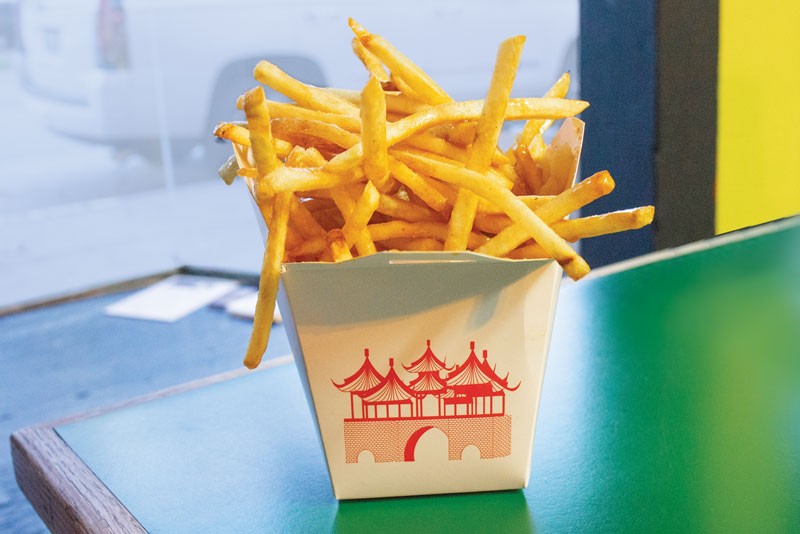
[104,275,240,322]
[224,290,283,323]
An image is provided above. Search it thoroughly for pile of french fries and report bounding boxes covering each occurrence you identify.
[215,19,654,369]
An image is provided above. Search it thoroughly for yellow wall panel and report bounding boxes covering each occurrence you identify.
[716,1,800,233]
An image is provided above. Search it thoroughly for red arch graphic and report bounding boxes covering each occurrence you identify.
[403,425,435,461]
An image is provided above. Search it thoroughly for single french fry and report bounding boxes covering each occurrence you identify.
[325,97,588,173]
[551,206,655,242]
[326,229,354,262]
[243,87,279,178]
[361,77,391,190]
[446,35,525,251]
[535,170,615,222]
[349,18,451,106]
[215,121,294,158]
[244,191,292,369]
[518,72,571,148]
[214,122,251,147]
[393,150,589,279]
[352,37,391,83]
[254,60,359,116]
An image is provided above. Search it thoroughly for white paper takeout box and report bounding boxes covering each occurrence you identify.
[277,251,561,499]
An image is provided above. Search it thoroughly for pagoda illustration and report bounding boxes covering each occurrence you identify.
[333,340,518,464]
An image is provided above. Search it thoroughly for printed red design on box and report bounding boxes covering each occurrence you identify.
[333,341,519,463]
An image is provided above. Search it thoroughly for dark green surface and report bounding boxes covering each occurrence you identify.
[57,223,800,533]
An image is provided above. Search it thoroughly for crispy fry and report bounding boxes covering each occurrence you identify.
[243,87,281,181]
[361,77,391,190]
[214,122,251,147]
[244,191,292,369]
[551,206,655,242]
[215,121,294,158]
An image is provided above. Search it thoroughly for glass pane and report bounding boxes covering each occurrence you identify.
[2,1,579,308]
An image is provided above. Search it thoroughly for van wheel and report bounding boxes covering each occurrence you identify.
[204,57,327,168]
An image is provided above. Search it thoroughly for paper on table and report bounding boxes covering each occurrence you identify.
[105,275,240,322]
[224,290,283,323]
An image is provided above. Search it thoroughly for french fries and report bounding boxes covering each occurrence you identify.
[215,20,654,368]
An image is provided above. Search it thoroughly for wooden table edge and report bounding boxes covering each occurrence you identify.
[10,355,294,534]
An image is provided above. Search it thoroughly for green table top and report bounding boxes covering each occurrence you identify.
[56,222,800,533]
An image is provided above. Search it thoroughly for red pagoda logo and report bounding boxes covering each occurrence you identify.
[333,340,519,464]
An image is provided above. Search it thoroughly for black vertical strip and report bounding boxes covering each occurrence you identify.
[579,1,657,267]
[654,0,718,248]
